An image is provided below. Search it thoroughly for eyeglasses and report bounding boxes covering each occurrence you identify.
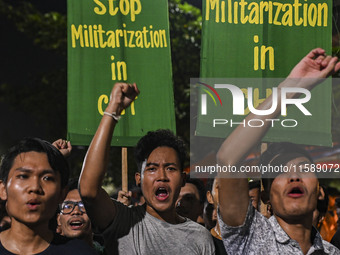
[59,201,86,214]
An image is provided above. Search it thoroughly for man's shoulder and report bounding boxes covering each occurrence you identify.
[184,219,212,234]
[49,234,97,254]
[113,199,145,214]
[322,239,340,254]
[174,219,214,247]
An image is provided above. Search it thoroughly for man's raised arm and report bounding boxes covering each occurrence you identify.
[79,83,139,230]
[217,48,340,227]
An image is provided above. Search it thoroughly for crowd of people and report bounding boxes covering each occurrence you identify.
[0,48,340,254]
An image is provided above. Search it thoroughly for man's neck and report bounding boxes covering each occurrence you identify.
[275,214,313,255]
[0,219,53,254]
[146,205,185,224]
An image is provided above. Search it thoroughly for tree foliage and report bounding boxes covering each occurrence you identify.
[0,0,67,146]
[169,0,201,145]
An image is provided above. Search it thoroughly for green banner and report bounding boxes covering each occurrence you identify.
[198,0,332,146]
[67,0,176,146]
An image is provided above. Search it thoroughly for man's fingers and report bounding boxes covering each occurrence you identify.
[315,55,325,65]
[321,55,332,68]
[123,83,139,98]
[334,61,340,73]
[52,139,66,149]
[118,190,132,198]
[66,141,72,151]
[322,57,339,76]
[307,48,325,59]
[132,83,140,95]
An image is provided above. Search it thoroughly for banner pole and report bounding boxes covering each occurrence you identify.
[122,147,128,192]
[260,142,268,217]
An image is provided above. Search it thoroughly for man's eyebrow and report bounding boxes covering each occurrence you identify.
[146,162,159,167]
[15,168,56,174]
[146,162,178,166]
[164,163,178,166]
[63,200,82,203]
[15,168,33,173]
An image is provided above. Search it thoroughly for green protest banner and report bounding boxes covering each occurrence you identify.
[67,0,176,146]
[197,0,332,146]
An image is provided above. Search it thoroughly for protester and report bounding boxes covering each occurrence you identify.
[217,48,340,254]
[0,138,96,254]
[248,179,261,211]
[176,176,206,224]
[79,82,215,254]
[57,179,105,254]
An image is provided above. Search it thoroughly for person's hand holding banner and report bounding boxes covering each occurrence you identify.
[117,190,132,206]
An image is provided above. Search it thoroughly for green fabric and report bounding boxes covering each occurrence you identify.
[199,0,332,146]
[67,0,176,146]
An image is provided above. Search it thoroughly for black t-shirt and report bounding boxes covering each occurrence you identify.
[0,234,97,255]
[212,235,228,255]
[331,230,340,250]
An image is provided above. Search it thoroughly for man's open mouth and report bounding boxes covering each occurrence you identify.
[69,219,84,230]
[155,187,169,201]
[287,186,305,198]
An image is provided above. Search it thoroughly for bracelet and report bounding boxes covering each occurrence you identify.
[103,111,121,122]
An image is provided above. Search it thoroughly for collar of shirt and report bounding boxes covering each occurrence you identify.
[268,215,325,252]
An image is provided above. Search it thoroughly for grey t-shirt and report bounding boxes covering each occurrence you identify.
[101,200,215,255]
[218,203,340,255]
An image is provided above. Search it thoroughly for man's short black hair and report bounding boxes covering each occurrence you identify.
[260,142,313,194]
[248,180,261,191]
[134,129,186,172]
[67,178,79,192]
[206,178,215,194]
[0,137,70,188]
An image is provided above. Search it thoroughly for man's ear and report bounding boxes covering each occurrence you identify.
[206,191,214,205]
[56,214,63,235]
[135,172,141,187]
[57,213,61,226]
[181,172,186,187]
[318,185,325,200]
[0,181,7,201]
